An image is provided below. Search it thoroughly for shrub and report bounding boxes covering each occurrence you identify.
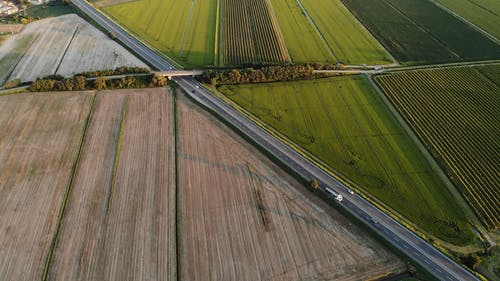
[3,78,21,89]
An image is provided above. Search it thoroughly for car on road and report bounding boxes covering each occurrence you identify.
[348,189,354,195]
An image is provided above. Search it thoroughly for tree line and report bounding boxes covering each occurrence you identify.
[74,66,150,78]
[30,73,166,92]
[201,63,340,86]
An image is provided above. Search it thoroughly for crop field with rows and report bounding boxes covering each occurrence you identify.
[435,0,500,40]
[268,0,334,64]
[104,0,217,67]
[299,0,394,65]
[220,0,289,66]
[375,66,500,229]
[341,0,500,64]
[220,76,474,245]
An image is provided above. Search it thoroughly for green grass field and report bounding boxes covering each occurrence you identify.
[268,0,335,64]
[103,0,217,68]
[220,76,474,245]
[300,0,394,65]
[436,0,500,40]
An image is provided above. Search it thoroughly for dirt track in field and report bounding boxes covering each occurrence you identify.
[94,0,138,8]
[176,93,405,281]
[48,88,176,281]
[0,92,93,281]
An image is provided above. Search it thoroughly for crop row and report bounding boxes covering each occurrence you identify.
[375,66,500,229]
[341,0,500,64]
[220,0,289,66]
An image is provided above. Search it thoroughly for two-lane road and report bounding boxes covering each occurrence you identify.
[71,1,479,280]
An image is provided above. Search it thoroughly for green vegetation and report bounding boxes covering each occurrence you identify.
[375,65,500,229]
[268,0,334,64]
[202,64,339,85]
[220,0,289,66]
[2,3,74,24]
[300,0,393,65]
[435,0,500,40]
[103,0,217,67]
[30,72,166,92]
[74,66,150,78]
[477,64,500,83]
[220,76,474,245]
[341,0,500,64]
[478,246,500,281]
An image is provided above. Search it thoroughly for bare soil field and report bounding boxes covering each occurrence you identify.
[48,88,176,281]
[0,92,93,281]
[0,14,147,85]
[176,93,405,281]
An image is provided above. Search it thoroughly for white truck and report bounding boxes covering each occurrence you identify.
[324,187,343,202]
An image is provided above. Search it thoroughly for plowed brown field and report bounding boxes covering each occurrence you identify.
[176,94,405,281]
[48,88,176,281]
[0,92,93,281]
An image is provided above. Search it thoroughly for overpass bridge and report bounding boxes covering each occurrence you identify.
[155,70,204,79]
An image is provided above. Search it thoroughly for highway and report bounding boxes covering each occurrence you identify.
[71,1,479,280]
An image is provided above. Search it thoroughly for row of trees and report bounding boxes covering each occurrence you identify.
[30,73,167,92]
[201,64,339,86]
[75,66,150,78]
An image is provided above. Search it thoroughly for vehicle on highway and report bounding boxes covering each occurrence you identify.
[325,187,343,202]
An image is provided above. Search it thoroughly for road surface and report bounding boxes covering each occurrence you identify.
[70,1,479,280]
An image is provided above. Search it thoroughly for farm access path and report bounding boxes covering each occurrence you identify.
[70,0,481,280]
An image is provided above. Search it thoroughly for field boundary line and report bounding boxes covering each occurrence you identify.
[178,0,195,58]
[387,60,500,72]
[173,87,180,281]
[293,0,337,62]
[214,0,220,66]
[264,0,292,63]
[42,92,97,281]
[106,95,128,214]
[428,0,500,45]
[54,25,81,76]
[337,0,398,65]
[1,33,39,85]
[365,74,492,246]
[381,0,461,60]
